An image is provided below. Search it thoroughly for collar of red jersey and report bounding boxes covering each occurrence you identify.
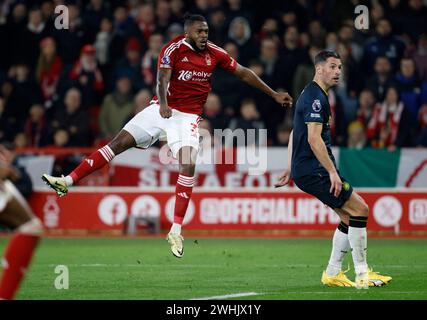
[182,38,196,51]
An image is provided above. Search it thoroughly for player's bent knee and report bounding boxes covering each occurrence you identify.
[361,201,369,217]
[16,217,44,236]
[109,131,136,154]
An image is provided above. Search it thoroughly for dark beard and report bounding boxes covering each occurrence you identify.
[187,38,206,52]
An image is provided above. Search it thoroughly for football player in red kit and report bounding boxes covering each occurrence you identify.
[0,145,43,300]
[42,14,293,258]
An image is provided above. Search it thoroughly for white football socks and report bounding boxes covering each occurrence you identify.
[348,216,368,275]
[64,175,74,186]
[170,223,182,235]
[326,222,350,276]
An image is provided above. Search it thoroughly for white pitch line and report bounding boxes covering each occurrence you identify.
[191,292,261,300]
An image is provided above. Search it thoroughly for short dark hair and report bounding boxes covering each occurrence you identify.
[314,50,341,65]
[183,13,207,29]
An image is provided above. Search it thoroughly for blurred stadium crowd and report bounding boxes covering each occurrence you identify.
[0,0,427,152]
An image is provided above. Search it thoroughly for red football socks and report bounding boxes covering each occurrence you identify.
[0,234,40,300]
[69,145,115,184]
[173,174,195,224]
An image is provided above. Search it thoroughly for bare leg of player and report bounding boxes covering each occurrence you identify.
[167,146,197,258]
[0,181,43,300]
[42,130,137,196]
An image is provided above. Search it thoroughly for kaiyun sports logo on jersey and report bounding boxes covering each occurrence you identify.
[177,70,212,82]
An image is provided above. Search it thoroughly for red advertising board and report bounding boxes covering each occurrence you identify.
[29,188,427,234]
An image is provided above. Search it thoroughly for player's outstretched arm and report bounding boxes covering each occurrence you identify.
[275,130,293,188]
[156,68,173,118]
[233,64,293,107]
[307,123,342,197]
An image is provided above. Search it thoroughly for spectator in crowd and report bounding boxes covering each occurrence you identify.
[99,76,134,139]
[211,41,245,114]
[328,89,347,147]
[68,44,104,109]
[227,98,266,147]
[395,57,422,120]
[0,0,426,150]
[334,42,362,122]
[50,87,90,146]
[13,132,28,148]
[416,127,427,147]
[141,32,164,90]
[94,17,114,86]
[381,0,407,35]
[356,89,377,129]
[112,5,136,40]
[275,122,292,147]
[156,0,177,35]
[362,18,405,75]
[124,88,153,125]
[166,22,184,42]
[281,26,305,92]
[114,37,142,92]
[53,4,85,66]
[23,104,48,147]
[12,7,50,69]
[307,20,326,48]
[6,3,28,68]
[395,57,421,92]
[347,120,368,149]
[367,86,414,149]
[203,93,230,131]
[82,0,110,44]
[208,8,228,46]
[292,45,320,99]
[401,0,427,40]
[412,33,427,82]
[40,1,55,30]
[0,97,14,143]
[258,37,286,90]
[365,56,395,101]
[199,118,215,149]
[135,3,156,44]
[4,64,43,128]
[227,16,254,65]
[257,17,280,43]
[36,37,63,104]
[337,24,363,63]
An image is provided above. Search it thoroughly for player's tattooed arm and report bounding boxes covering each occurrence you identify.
[233,64,293,107]
[156,68,173,118]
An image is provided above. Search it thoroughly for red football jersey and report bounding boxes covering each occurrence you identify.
[151,35,238,115]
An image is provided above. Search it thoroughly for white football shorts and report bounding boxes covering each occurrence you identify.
[123,102,201,158]
[0,180,14,212]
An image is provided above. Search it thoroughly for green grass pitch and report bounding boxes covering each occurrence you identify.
[1,237,426,300]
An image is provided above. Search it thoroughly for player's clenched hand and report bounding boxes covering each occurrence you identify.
[274,169,291,188]
[274,92,293,107]
[160,104,172,118]
[329,171,342,197]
